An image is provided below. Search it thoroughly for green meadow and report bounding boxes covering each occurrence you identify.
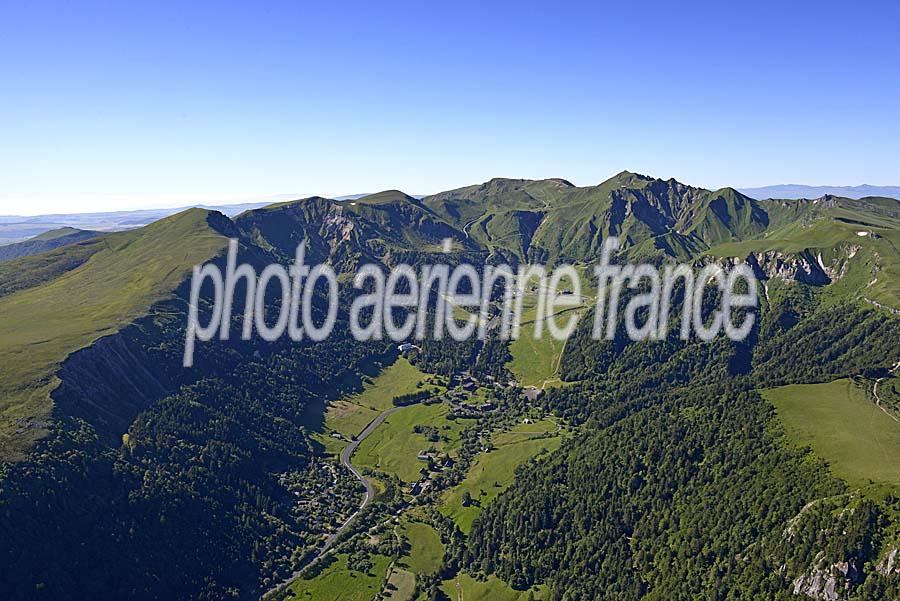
[492,418,559,446]
[316,357,437,453]
[285,553,391,601]
[440,429,563,533]
[399,519,443,575]
[506,266,596,387]
[764,378,900,496]
[437,573,546,601]
[292,520,442,601]
[342,357,433,413]
[383,567,416,600]
[0,209,226,460]
[353,402,468,482]
[507,320,567,386]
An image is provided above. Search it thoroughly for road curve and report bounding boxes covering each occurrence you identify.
[265,405,404,597]
[333,406,403,537]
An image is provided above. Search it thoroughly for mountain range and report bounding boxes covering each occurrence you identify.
[3,169,898,457]
[1,170,899,600]
[740,183,900,200]
[3,180,898,248]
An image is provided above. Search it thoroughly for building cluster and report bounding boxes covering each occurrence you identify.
[409,453,454,497]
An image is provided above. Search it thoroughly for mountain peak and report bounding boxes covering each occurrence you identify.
[606,170,657,187]
[355,190,418,205]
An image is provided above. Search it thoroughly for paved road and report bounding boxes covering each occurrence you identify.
[264,405,403,597]
[334,406,403,532]
[265,400,428,597]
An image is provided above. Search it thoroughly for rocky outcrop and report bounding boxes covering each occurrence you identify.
[746,250,832,285]
[792,553,861,600]
[877,548,899,576]
[820,244,861,281]
[52,313,185,443]
[707,242,865,288]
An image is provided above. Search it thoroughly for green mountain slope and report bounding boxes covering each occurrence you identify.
[423,172,771,264]
[420,171,900,309]
[0,227,103,262]
[236,191,478,270]
[422,178,570,259]
[709,195,900,308]
[0,171,898,601]
[0,209,229,460]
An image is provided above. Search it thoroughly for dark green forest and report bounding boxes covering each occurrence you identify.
[461,301,900,600]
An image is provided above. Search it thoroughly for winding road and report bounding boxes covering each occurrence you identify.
[335,406,402,525]
[462,218,477,240]
[265,405,403,597]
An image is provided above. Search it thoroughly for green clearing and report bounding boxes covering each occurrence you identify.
[437,573,546,601]
[764,379,900,496]
[507,320,567,386]
[342,357,433,413]
[383,567,416,600]
[353,402,467,482]
[0,209,227,460]
[506,290,585,387]
[492,418,558,447]
[399,520,443,575]
[440,434,563,533]
[286,553,391,601]
[315,357,436,453]
[506,266,596,387]
[324,401,380,440]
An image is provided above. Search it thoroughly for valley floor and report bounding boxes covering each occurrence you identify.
[279,357,563,601]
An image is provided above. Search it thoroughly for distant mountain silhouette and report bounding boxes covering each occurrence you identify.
[740,184,900,200]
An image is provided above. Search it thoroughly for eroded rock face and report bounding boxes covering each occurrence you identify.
[747,250,831,286]
[322,206,355,245]
[711,243,862,289]
[877,548,899,576]
[792,556,861,601]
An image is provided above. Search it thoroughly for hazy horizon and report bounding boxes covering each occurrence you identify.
[3,176,900,218]
[2,1,899,215]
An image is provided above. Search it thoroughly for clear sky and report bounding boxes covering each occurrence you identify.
[1,0,898,214]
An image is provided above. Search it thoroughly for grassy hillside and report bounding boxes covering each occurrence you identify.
[0,235,107,297]
[439,420,563,533]
[399,519,443,575]
[437,573,546,601]
[314,357,438,454]
[421,172,900,314]
[354,402,468,482]
[506,264,594,387]
[709,196,900,308]
[0,228,104,262]
[764,378,900,498]
[343,357,433,413]
[0,209,228,460]
[424,172,770,265]
[285,553,392,601]
[235,192,477,272]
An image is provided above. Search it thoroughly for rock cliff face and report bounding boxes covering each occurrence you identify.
[732,243,863,287]
[51,307,189,443]
[792,554,861,601]
[877,548,899,576]
[746,250,832,285]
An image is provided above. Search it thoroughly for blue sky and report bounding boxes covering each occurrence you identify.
[1,0,898,214]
